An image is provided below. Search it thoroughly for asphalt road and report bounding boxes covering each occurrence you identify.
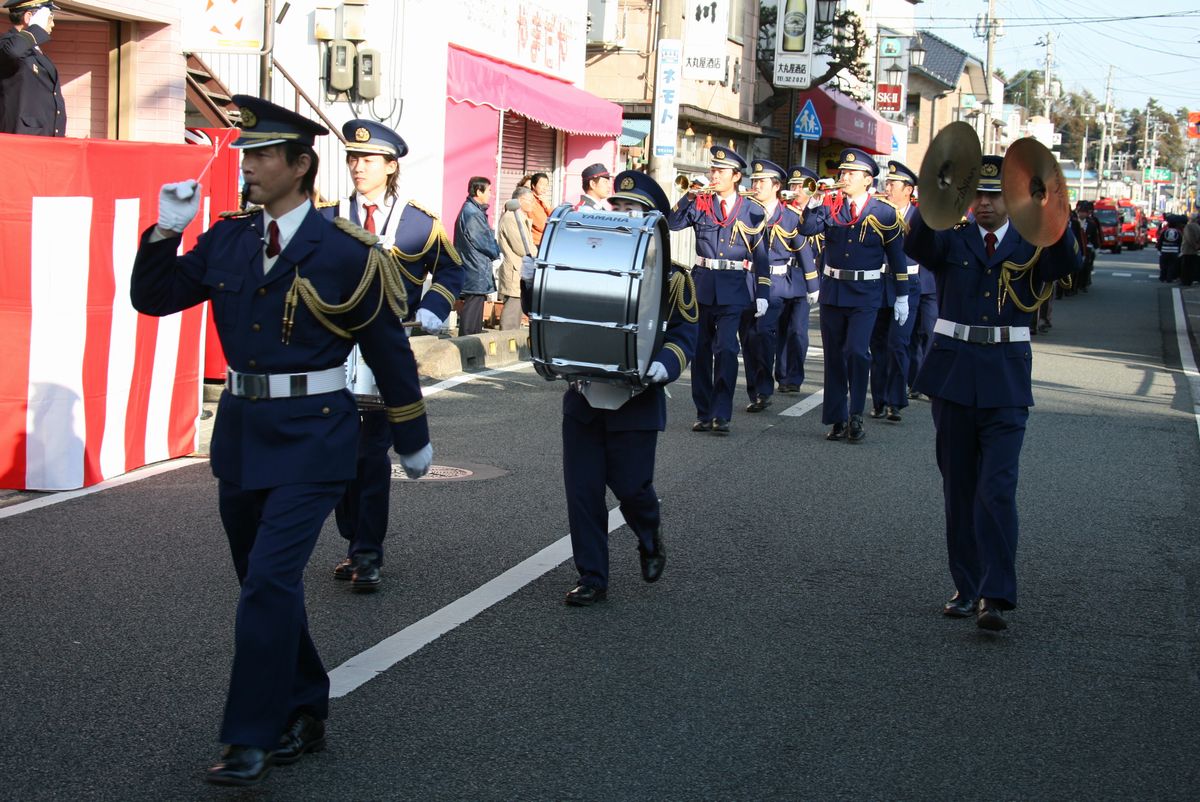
[1,246,1197,801]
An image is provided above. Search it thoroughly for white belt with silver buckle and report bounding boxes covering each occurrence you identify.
[226,365,348,399]
[697,257,750,270]
[933,318,1031,344]
[770,262,790,275]
[824,265,883,281]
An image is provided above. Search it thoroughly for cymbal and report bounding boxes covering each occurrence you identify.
[917,121,982,230]
[1002,137,1070,247]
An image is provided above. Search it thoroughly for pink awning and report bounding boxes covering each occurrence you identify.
[446,46,623,137]
[797,87,892,154]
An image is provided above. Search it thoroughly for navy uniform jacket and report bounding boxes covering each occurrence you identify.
[905,209,1082,408]
[131,207,429,489]
[907,206,937,296]
[758,201,820,300]
[0,24,66,136]
[668,192,770,306]
[322,198,463,323]
[798,195,907,308]
[563,268,698,432]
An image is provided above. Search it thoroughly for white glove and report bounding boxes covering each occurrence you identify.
[29,6,50,30]
[645,361,668,383]
[415,308,445,334]
[157,180,200,233]
[893,294,910,326]
[398,443,433,479]
[806,291,819,305]
[754,298,768,318]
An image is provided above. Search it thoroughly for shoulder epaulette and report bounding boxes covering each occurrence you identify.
[406,200,441,220]
[316,200,340,209]
[874,197,899,212]
[218,206,262,220]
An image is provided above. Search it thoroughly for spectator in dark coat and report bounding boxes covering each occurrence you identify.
[453,176,500,335]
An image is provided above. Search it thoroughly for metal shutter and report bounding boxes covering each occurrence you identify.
[499,112,557,203]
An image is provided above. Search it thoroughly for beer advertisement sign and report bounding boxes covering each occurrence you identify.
[773,0,816,88]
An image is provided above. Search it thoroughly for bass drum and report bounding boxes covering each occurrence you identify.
[529,204,670,407]
[344,344,384,409]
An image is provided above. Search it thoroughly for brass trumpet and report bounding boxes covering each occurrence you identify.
[786,176,819,195]
[674,174,692,192]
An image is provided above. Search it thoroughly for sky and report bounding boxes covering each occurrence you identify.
[905,0,1200,113]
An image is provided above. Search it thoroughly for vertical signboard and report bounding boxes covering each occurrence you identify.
[683,0,729,81]
[773,0,816,88]
[181,0,265,52]
[653,39,683,158]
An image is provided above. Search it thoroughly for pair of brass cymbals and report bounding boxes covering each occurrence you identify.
[916,123,1070,246]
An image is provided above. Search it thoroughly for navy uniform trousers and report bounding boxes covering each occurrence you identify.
[906,283,939,391]
[869,278,919,411]
[774,294,812,387]
[694,295,748,421]
[218,480,344,746]
[739,291,782,402]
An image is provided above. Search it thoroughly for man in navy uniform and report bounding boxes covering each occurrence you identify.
[562,170,697,605]
[668,145,769,433]
[869,160,922,422]
[0,0,65,136]
[905,154,1081,631]
[132,96,433,786]
[796,148,908,442]
[739,159,812,411]
[774,165,822,395]
[323,118,463,592]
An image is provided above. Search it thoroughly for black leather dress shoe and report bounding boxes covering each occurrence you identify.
[564,584,607,606]
[745,397,770,413]
[908,389,922,400]
[274,713,326,766]
[847,414,865,443]
[692,419,712,433]
[332,558,355,581]
[712,418,731,433]
[942,593,976,618]
[869,406,886,419]
[350,553,381,592]
[886,406,902,422]
[205,745,272,787]
[638,530,666,583]
[976,598,1008,631]
[826,421,847,441]
[778,383,799,394]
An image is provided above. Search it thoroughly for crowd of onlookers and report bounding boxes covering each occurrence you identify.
[1156,212,1200,287]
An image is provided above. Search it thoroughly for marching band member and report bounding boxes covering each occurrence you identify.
[322,119,463,592]
[795,148,909,442]
[905,155,1081,631]
[868,160,922,422]
[775,165,823,394]
[132,97,432,785]
[562,171,698,606]
[739,159,813,410]
[668,145,770,435]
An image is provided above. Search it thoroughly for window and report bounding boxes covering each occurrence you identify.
[727,0,744,43]
[907,97,921,143]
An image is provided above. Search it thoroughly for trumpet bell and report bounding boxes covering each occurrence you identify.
[674,174,692,192]
[1001,137,1071,247]
[917,121,982,230]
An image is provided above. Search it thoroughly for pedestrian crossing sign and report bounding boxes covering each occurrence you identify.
[794,99,822,141]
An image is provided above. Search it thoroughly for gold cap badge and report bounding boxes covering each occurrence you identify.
[981,163,999,177]
[754,162,763,172]
[619,177,635,191]
[715,149,726,160]
[240,109,257,128]
[355,127,371,143]
[845,152,856,162]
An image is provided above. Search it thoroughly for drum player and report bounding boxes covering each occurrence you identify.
[321,119,463,592]
[559,170,698,607]
[667,145,770,435]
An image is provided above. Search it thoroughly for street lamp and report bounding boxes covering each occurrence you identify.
[886,60,904,84]
[980,98,994,154]
[908,34,925,68]
[815,0,839,26]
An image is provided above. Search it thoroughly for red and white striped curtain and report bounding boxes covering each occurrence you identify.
[0,134,225,490]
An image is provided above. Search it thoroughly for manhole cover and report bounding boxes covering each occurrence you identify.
[389,462,508,482]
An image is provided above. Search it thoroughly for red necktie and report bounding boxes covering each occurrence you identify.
[266,220,281,258]
[985,231,997,259]
[363,203,377,234]
[720,199,728,220]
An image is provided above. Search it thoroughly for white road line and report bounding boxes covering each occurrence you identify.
[329,508,622,698]
[0,458,207,520]
[1112,272,1133,277]
[1170,288,1200,443]
[330,379,827,697]
[422,360,535,397]
[779,389,824,417]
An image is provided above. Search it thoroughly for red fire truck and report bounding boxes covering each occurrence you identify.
[1093,199,1123,253]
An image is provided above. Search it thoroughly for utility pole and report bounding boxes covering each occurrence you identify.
[1142,102,1151,202]
[982,0,996,154]
[650,0,682,189]
[1040,32,1054,119]
[1098,65,1113,187]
